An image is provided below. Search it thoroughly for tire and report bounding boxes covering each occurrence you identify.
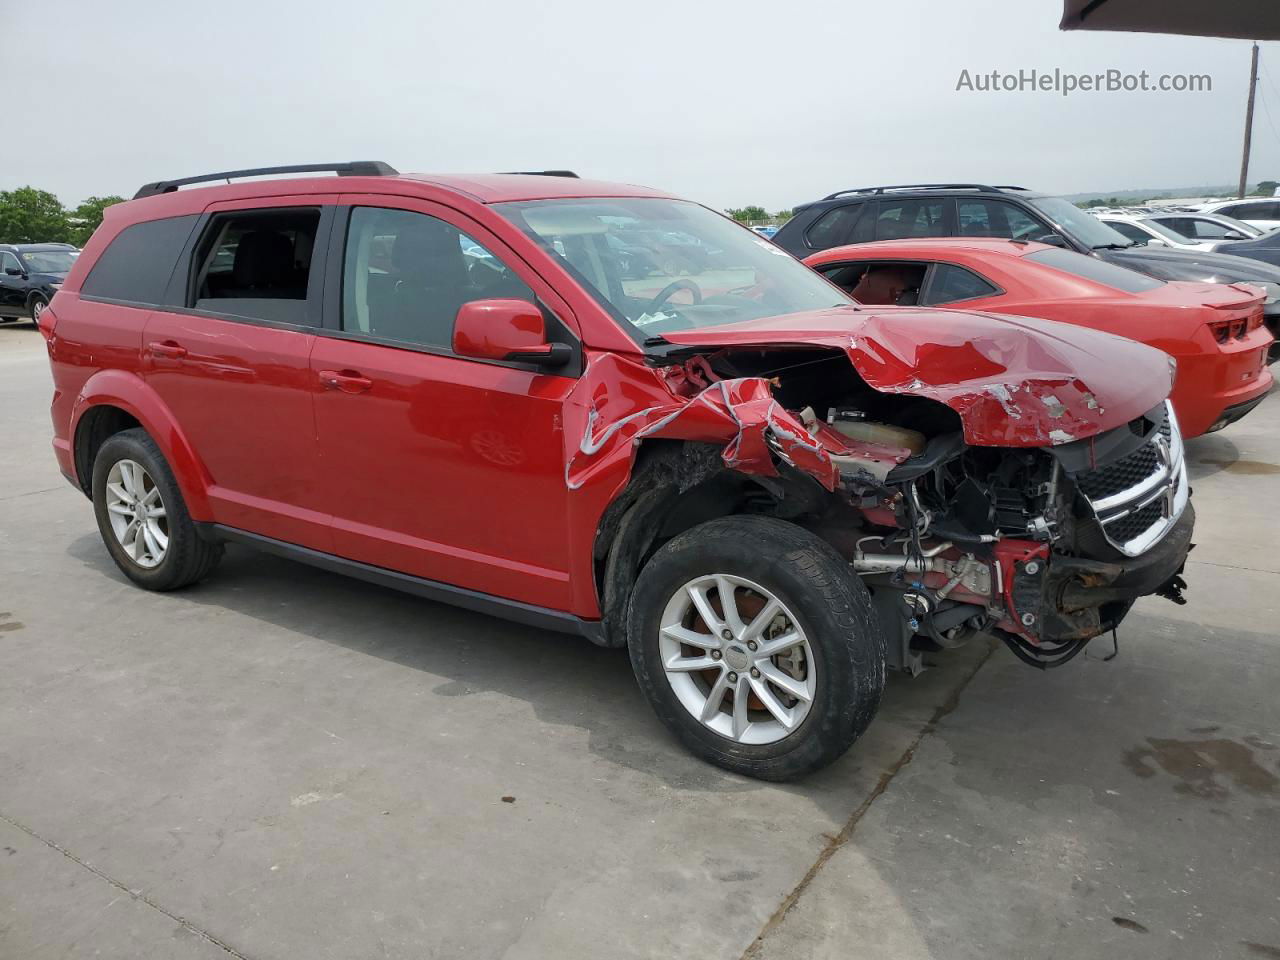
[91,428,223,590]
[627,515,885,781]
[29,296,48,326]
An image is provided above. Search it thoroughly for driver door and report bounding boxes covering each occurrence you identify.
[310,196,582,610]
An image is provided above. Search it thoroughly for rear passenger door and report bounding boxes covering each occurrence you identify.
[309,196,580,611]
[142,196,336,550]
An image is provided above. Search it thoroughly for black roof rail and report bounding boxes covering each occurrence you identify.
[821,183,1011,200]
[497,170,580,178]
[132,161,399,199]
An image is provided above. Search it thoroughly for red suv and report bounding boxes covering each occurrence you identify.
[41,162,1195,780]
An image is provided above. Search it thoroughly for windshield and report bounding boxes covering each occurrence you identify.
[19,250,76,274]
[493,197,849,338]
[1029,197,1136,250]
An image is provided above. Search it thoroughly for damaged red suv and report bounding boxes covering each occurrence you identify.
[41,163,1194,780]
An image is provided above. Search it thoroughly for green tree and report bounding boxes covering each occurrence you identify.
[726,205,770,222]
[1254,180,1278,197]
[0,187,71,244]
[774,208,794,222]
[69,195,125,246]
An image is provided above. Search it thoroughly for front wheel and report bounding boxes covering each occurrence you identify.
[627,515,886,781]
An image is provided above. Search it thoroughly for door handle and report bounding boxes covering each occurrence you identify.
[319,369,373,394]
[147,340,188,359]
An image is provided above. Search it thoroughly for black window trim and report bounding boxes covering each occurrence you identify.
[180,205,334,329]
[319,204,584,379]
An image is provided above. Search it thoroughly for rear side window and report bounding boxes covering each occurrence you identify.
[874,200,945,240]
[190,209,322,325]
[1222,201,1280,220]
[923,264,999,304]
[1025,248,1164,293]
[804,204,864,249]
[81,215,199,305]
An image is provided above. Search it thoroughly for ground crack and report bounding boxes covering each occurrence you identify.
[0,809,255,960]
[739,638,998,959]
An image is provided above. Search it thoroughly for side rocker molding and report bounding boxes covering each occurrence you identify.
[202,524,607,644]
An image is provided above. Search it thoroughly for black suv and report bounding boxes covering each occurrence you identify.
[0,242,78,326]
[774,184,1280,336]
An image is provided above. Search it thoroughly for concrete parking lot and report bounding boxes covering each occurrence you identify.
[1,321,1278,960]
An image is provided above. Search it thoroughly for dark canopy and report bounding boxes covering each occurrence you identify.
[1061,0,1280,40]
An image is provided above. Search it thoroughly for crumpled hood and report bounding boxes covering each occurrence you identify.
[660,305,1173,447]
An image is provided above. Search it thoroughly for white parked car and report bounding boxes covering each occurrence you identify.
[1193,198,1280,231]
[1091,212,1219,251]
[1145,211,1266,243]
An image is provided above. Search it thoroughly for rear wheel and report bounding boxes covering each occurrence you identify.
[91,428,222,590]
[627,515,885,781]
[29,296,48,327]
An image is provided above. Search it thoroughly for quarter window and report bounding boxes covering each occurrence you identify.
[190,209,321,324]
[80,215,200,305]
[805,204,864,249]
[342,207,533,348]
[923,264,999,305]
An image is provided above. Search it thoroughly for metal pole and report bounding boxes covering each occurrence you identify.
[1239,42,1260,199]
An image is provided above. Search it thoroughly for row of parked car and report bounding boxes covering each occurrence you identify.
[0,242,78,325]
[33,165,1263,780]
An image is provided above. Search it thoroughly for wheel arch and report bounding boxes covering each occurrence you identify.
[70,370,213,517]
[591,439,833,649]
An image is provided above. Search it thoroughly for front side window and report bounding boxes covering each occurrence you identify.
[958,200,1053,242]
[1025,247,1164,293]
[0,252,21,274]
[494,197,849,338]
[874,200,945,240]
[922,263,999,305]
[191,209,321,323]
[342,207,533,348]
[1159,216,1226,239]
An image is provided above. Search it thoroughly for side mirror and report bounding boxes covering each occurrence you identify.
[453,299,572,367]
[1224,231,1246,241]
[4,267,23,277]
[1038,234,1068,248]
[1145,238,1169,247]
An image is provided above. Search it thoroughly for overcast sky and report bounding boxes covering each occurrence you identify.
[6,0,1280,211]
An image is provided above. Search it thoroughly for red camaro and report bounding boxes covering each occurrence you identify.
[804,238,1275,437]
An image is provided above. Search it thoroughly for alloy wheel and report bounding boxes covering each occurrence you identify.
[658,574,816,745]
[104,459,169,568]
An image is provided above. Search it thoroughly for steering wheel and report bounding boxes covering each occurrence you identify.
[646,279,703,313]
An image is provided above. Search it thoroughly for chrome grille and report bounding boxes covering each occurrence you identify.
[1073,401,1188,557]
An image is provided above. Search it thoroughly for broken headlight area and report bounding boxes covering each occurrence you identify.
[584,349,1192,669]
[813,400,1193,672]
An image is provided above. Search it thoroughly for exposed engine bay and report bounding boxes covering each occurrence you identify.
[615,345,1194,672]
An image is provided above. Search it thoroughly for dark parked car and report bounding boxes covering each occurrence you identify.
[772,184,1280,342]
[0,243,78,325]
